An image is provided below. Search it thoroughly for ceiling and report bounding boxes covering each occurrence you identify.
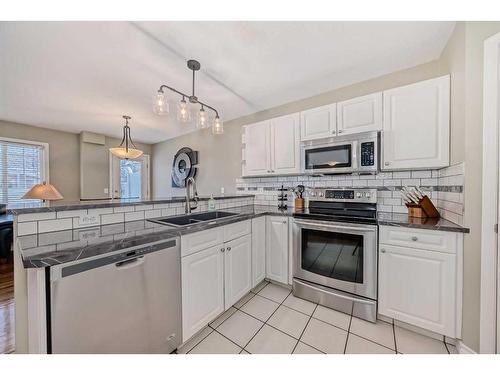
[0,21,455,144]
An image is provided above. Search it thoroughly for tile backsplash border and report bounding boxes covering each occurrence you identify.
[236,162,465,226]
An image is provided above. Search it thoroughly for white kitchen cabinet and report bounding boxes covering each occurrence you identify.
[266,216,289,284]
[181,245,225,342]
[336,92,382,135]
[242,114,300,176]
[242,120,271,176]
[378,226,462,338]
[251,216,266,287]
[300,104,337,141]
[382,75,450,170]
[224,234,252,308]
[271,113,301,174]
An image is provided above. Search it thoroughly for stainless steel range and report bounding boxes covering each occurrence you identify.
[292,188,378,322]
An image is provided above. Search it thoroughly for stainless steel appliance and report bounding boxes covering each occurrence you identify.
[292,188,378,322]
[301,131,378,175]
[49,237,181,353]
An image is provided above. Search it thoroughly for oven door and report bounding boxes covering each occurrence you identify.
[293,218,377,300]
[302,140,357,174]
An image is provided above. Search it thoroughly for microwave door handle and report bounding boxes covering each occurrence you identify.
[352,140,358,170]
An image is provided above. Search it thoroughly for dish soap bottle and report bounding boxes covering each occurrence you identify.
[208,195,216,211]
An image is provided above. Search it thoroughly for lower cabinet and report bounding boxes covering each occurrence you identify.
[251,217,266,288]
[224,235,252,308]
[378,226,462,338]
[181,245,225,342]
[266,216,289,284]
[181,222,252,342]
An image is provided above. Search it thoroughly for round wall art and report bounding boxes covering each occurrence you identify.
[171,147,198,188]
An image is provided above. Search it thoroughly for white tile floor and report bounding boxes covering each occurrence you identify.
[179,281,457,354]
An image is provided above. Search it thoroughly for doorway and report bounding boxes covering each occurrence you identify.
[110,154,150,199]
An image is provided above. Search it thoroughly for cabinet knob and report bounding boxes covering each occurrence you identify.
[282,221,287,224]
[332,130,336,134]
[384,162,390,166]
[411,236,418,241]
[220,248,225,253]
[380,249,386,253]
[338,130,343,134]
[227,247,231,252]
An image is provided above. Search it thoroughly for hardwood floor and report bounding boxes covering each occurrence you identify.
[0,259,14,354]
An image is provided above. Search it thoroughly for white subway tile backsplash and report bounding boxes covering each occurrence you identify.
[18,212,56,222]
[125,211,145,222]
[134,205,154,211]
[100,213,124,225]
[38,218,73,233]
[17,221,38,236]
[56,210,87,219]
[88,208,113,216]
[113,206,135,213]
[411,170,432,178]
[145,209,162,219]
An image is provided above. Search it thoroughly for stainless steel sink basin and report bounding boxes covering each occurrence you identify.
[148,211,238,227]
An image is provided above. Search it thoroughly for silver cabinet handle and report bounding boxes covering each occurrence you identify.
[220,248,225,252]
[380,249,386,253]
[227,247,231,252]
[338,130,343,134]
[384,162,390,166]
[332,130,336,134]
[411,236,418,241]
[282,221,287,224]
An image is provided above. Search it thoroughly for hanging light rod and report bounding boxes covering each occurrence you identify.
[153,59,223,134]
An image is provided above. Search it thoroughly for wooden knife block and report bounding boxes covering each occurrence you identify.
[406,195,440,218]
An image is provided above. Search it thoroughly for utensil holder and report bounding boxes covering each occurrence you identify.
[294,198,304,209]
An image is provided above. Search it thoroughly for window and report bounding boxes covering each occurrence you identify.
[0,138,48,205]
[110,154,150,200]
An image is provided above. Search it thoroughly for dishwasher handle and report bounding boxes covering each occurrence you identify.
[115,256,145,270]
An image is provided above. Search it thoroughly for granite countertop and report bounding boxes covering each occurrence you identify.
[7,194,255,215]
[16,204,468,269]
[377,212,470,233]
[17,205,290,268]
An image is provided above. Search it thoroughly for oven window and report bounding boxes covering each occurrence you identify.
[305,144,351,170]
[301,229,363,283]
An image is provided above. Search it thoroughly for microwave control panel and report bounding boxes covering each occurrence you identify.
[360,141,375,167]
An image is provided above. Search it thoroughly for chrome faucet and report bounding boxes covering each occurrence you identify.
[185,177,199,213]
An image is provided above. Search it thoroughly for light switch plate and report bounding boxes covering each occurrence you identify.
[79,214,99,227]
[104,188,109,194]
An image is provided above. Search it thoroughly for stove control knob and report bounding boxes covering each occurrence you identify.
[309,191,315,197]
[355,192,362,198]
[364,192,371,198]
[318,192,324,197]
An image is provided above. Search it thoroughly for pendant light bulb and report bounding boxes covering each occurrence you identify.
[152,90,169,116]
[177,97,191,123]
[212,115,224,135]
[197,106,208,129]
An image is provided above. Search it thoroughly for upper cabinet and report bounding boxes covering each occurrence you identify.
[300,104,337,141]
[242,120,271,176]
[242,113,300,177]
[382,75,450,171]
[336,92,382,135]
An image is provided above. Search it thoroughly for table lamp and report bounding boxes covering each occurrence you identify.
[22,182,64,202]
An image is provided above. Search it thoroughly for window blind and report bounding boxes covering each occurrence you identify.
[0,140,45,205]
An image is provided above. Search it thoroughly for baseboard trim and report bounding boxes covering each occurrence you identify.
[456,340,477,354]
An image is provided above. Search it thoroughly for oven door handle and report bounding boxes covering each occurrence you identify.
[293,219,377,233]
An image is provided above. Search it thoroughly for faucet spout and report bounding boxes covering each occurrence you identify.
[185,177,199,214]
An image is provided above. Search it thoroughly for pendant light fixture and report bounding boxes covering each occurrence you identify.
[153,59,223,134]
[109,115,143,160]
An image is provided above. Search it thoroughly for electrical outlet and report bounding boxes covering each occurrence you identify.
[79,214,99,227]
[104,188,109,194]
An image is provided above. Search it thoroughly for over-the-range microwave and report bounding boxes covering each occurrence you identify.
[301,131,379,175]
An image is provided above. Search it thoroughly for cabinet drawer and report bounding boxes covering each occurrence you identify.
[181,227,224,257]
[224,220,251,242]
[379,226,456,254]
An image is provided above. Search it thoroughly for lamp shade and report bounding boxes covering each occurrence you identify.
[22,182,64,201]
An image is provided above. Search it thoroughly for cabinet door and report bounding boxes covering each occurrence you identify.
[300,104,337,141]
[337,92,382,135]
[181,245,224,342]
[271,113,301,174]
[382,75,450,170]
[266,216,289,284]
[224,235,252,308]
[243,121,271,176]
[252,217,266,288]
[378,244,456,337]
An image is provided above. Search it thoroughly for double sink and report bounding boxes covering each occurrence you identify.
[148,210,238,227]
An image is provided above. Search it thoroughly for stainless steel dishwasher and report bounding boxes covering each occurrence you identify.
[49,237,181,354]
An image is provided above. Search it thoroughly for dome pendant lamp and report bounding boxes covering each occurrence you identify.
[109,115,144,160]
